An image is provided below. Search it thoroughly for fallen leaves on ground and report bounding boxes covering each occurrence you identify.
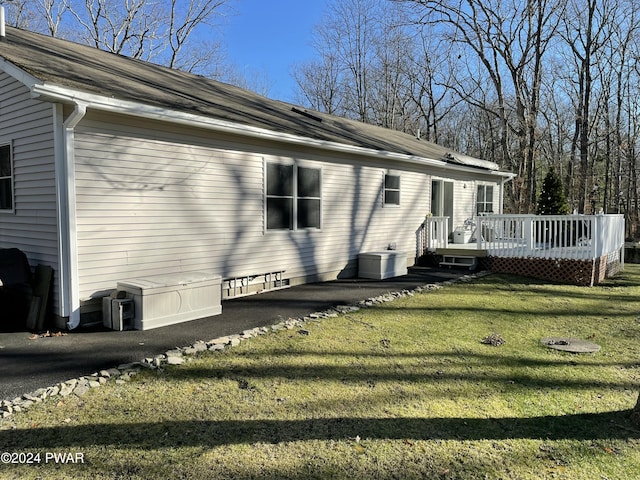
[28,330,68,340]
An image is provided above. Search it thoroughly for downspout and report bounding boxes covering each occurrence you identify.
[57,102,87,330]
[0,6,6,39]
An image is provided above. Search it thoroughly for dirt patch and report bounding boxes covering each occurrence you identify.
[541,337,601,353]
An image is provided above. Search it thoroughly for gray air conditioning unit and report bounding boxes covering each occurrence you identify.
[102,293,135,331]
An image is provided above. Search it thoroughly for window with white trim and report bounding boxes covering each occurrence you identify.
[266,162,321,230]
[0,144,13,211]
[476,184,494,214]
[384,174,400,206]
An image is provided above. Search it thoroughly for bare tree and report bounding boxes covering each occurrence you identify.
[65,0,157,58]
[369,4,409,130]
[295,0,457,139]
[559,0,609,213]
[401,0,564,212]
[295,0,390,123]
[537,66,574,176]
[164,0,228,71]
[404,31,462,143]
[325,0,379,122]
[5,0,231,75]
[293,55,343,115]
[3,0,42,30]
[221,63,273,97]
[35,0,67,36]
[605,2,639,220]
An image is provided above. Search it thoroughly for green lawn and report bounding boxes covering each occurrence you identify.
[1,266,640,479]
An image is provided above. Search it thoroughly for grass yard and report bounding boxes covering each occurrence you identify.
[1,266,640,479]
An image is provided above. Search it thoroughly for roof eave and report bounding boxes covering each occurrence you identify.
[32,83,513,178]
[0,57,41,89]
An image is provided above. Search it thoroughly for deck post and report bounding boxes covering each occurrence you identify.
[592,216,600,260]
[523,216,534,256]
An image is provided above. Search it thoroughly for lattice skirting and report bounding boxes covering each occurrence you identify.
[485,250,621,286]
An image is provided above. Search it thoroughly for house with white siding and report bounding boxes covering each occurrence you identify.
[0,26,514,329]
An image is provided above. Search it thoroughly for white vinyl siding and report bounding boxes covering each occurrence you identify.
[71,112,503,302]
[71,114,433,299]
[74,120,265,298]
[0,73,60,311]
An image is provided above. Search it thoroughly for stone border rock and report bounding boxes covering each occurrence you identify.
[0,271,489,420]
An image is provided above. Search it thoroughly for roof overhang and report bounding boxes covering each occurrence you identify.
[0,56,41,89]
[31,82,515,180]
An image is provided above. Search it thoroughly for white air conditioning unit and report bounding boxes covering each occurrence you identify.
[102,296,135,331]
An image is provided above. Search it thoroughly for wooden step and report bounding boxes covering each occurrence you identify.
[440,255,477,270]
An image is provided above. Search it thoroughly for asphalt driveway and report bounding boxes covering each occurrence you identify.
[0,268,466,401]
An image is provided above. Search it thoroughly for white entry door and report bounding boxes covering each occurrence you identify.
[431,180,454,236]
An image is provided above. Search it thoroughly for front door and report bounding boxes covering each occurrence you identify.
[431,179,454,236]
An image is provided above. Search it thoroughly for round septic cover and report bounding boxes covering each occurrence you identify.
[541,337,601,353]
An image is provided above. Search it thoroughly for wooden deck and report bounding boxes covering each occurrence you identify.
[419,214,626,285]
[423,214,625,261]
[435,239,592,260]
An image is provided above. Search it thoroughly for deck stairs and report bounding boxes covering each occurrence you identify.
[439,255,477,270]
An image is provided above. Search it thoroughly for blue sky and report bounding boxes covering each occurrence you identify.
[224,0,329,101]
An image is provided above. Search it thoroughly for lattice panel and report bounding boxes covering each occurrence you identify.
[477,248,623,286]
[604,250,621,278]
[489,257,598,286]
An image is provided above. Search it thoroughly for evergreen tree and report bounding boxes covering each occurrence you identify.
[536,168,570,215]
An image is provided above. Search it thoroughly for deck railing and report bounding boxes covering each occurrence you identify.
[476,214,625,260]
[419,216,449,253]
[419,214,625,262]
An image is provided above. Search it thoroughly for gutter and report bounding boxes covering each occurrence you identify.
[56,102,86,330]
[32,84,515,180]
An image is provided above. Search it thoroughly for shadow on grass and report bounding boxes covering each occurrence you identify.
[456,272,640,303]
[370,303,640,318]
[171,354,639,392]
[230,348,638,366]
[190,368,636,390]
[1,411,637,451]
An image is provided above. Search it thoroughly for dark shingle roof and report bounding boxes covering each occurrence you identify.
[0,26,501,171]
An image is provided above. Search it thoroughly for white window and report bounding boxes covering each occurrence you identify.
[0,144,13,211]
[384,174,400,206]
[266,162,321,230]
[477,184,494,214]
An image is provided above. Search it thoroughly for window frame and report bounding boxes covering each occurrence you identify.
[265,160,322,232]
[0,142,14,214]
[383,173,401,207]
[296,166,322,229]
[476,184,494,215]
